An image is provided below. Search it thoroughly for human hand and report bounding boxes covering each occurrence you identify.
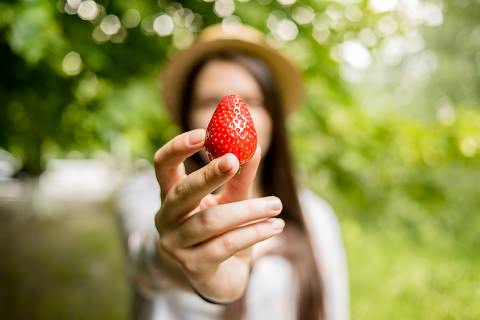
[154,129,284,302]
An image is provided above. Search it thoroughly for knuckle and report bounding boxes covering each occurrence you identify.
[221,235,236,254]
[154,142,171,164]
[251,224,264,240]
[158,237,175,257]
[156,208,175,236]
[197,211,215,231]
[171,137,185,153]
[172,182,190,200]
[158,237,169,252]
[181,256,200,275]
[202,167,214,184]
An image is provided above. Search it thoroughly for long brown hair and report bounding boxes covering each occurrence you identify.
[179,52,324,320]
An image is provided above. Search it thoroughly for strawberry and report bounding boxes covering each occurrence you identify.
[204,94,257,165]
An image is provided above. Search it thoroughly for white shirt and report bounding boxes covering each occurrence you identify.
[116,169,349,320]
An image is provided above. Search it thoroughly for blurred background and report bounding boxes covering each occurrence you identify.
[1,0,479,319]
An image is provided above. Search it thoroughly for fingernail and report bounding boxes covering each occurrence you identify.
[218,154,236,173]
[271,218,285,231]
[189,130,205,146]
[266,197,282,212]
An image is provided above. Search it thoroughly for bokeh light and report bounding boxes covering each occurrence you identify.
[153,14,174,36]
[100,15,121,36]
[460,137,477,157]
[292,6,315,25]
[275,19,298,41]
[62,51,82,76]
[92,26,109,42]
[222,15,242,33]
[277,0,296,6]
[369,0,398,13]
[214,0,235,18]
[173,28,194,49]
[341,40,372,70]
[77,0,98,21]
[122,9,141,29]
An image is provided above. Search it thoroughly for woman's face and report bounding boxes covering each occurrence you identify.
[189,60,272,158]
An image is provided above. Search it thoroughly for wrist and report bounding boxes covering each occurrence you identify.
[154,240,191,289]
[188,263,253,305]
[191,285,238,305]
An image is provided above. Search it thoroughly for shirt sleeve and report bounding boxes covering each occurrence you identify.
[299,190,350,320]
[115,168,172,298]
[115,168,225,320]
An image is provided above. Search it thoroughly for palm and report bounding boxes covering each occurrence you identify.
[154,131,264,302]
[191,194,253,294]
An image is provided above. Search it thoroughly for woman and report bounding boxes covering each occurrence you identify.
[117,24,349,320]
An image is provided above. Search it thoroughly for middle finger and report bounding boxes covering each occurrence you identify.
[173,196,283,248]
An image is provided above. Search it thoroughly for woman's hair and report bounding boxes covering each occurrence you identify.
[178,52,324,320]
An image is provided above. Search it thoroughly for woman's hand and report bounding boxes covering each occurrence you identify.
[153,129,284,303]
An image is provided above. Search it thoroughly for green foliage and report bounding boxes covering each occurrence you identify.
[292,102,480,219]
[290,95,479,318]
[1,0,480,319]
[0,0,414,173]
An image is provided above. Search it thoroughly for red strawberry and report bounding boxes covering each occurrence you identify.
[205,94,257,165]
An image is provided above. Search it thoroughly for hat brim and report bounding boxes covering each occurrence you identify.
[161,37,304,122]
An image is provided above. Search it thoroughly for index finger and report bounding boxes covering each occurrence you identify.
[154,129,205,199]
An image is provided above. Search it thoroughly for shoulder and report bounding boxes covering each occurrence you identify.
[298,189,350,320]
[298,189,341,239]
[297,188,344,268]
[297,188,344,264]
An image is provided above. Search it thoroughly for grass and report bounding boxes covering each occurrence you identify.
[344,215,480,319]
[1,201,479,319]
[0,207,129,320]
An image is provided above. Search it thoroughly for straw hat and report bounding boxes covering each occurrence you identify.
[161,23,304,122]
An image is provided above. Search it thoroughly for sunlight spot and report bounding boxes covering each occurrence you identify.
[276,19,298,41]
[62,51,82,76]
[173,28,194,49]
[92,26,109,42]
[358,28,377,47]
[111,27,127,44]
[460,137,477,157]
[377,15,398,36]
[214,0,235,18]
[422,2,443,27]
[77,0,99,21]
[341,40,371,70]
[277,0,296,6]
[345,5,363,22]
[293,6,314,25]
[436,103,456,126]
[313,29,330,44]
[153,14,174,36]
[122,9,141,28]
[100,15,121,35]
[222,15,242,33]
[67,0,82,10]
[369,0,398,13]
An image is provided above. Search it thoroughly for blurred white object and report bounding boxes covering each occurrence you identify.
[38,159,120,203]
[0,148,21,180]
